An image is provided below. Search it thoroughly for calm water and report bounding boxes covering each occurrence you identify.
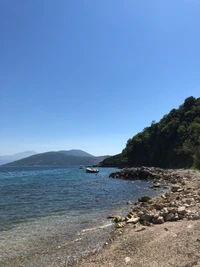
[0,166,162,266]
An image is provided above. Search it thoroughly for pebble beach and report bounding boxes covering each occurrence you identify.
[72,168,200,267]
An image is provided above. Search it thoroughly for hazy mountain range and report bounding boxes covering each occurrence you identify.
[1,149,110,167]
[0,151,37,165]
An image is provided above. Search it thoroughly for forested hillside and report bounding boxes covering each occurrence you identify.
[100,96,200,169]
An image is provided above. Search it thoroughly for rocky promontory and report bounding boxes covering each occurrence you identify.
[109,166,186,185]
[109,167,200,228]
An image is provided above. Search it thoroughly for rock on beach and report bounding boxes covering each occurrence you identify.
[109,166,187,186]
[72,168,200,267]
[110,168,200,228]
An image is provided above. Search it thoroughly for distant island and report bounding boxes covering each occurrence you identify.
[100,96,200,169]
[1,149,110,167]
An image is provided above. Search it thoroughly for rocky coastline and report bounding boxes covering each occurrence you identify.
[109,167,200,228]
[72,167,200,267]
[109,166,187,185]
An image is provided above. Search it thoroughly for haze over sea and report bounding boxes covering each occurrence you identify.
[0,166,163,266]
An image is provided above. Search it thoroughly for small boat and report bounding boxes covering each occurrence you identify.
[79,165,84,169]
[86,167,99,173]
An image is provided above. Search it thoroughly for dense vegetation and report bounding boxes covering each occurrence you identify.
[98,154,126,168]
[100,96,200,169]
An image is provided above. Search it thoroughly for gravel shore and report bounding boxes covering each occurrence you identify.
[71,169,200,267]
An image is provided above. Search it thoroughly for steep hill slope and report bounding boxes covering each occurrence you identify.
[100,96,200,169]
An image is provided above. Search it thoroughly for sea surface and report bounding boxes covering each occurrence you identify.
[0,166,164,266]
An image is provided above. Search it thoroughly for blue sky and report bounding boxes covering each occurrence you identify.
[0,0,200,156]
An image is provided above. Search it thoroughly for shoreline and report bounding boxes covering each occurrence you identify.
[71,168,200,267]
[1,168,199,267]
[0,169,163,267]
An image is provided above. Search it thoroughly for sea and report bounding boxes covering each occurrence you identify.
[0,166,164,266]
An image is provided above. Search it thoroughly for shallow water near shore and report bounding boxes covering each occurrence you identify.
[0,166,164,266]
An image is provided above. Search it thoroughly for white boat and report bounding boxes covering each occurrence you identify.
[86,167,99,173]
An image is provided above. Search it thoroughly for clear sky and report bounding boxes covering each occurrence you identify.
[0,0,200,156]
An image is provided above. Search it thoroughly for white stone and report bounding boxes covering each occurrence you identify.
[125,257,131,264]
[177,206,187,215]
[127,217,140,224]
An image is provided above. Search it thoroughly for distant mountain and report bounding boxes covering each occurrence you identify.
[58,149,94,157]
[2,150,109,167]
[0,151,37,165]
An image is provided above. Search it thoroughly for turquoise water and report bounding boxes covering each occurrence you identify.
[0,166,162,266]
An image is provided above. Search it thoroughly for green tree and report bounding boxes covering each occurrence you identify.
[100,96,200,168]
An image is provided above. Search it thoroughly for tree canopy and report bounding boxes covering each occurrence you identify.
[100,96,200,169]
